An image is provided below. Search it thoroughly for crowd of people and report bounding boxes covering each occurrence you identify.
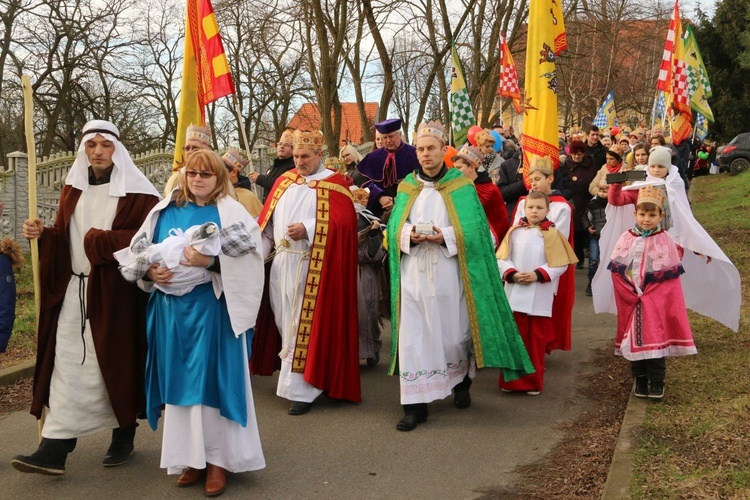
[2,116,740,497]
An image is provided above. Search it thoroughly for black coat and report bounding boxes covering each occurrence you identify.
[255,156,295,202]
[585,140,608,170]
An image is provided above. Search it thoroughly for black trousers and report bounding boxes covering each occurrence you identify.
[631,358,666,383]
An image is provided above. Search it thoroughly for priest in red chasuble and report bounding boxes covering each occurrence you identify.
[253,130,361,415]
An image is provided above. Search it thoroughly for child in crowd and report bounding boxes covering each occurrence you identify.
[596,146,741,332]
[0,201,24,353]
[609,185,696,399]
[497,192,577,394]
[350,186,387,367]
[453,143,509,246]
[512,157,575,353]
[584,180,608,296]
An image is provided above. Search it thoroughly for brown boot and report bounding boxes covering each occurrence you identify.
[204,463,226,497]
[176,467,206,487]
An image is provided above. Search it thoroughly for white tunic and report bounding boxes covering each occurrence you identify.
[397,176,474,405]
[264,168,333,403]
[160,339,265,474]
[43,184,120,439]
[512,197,572,240]
[498,228,568,317]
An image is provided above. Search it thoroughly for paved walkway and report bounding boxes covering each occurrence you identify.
[0,269,616,499]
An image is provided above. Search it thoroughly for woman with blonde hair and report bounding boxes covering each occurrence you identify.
[340,144,365,185]
[117,149,265,497]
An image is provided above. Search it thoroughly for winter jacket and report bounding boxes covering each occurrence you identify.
[0,253,16,352]
[585,195,608,239]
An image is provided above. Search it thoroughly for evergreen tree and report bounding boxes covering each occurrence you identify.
[694,1,750,141]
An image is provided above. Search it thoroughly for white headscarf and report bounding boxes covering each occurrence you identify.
[65,120,161,198]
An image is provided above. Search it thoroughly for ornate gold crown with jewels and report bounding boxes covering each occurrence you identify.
[324,157,346,175]
[293,129,324,151]
[350,186,370,206]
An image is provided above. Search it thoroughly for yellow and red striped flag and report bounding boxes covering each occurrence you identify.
[521,0,566,188]
[173,0,235,172]
[497,32,522,113]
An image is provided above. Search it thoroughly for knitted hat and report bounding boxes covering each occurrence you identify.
[648,146,672,168]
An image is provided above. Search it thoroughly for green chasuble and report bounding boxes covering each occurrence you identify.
[387,168,534,382]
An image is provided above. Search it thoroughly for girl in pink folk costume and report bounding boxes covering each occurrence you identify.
[609,184,696,399]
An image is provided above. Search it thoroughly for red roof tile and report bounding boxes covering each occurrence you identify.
[287,102,379,145]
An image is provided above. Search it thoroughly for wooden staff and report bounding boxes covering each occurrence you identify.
[21,75,43,441]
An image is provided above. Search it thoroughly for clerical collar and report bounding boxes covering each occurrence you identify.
[88,165,113,185]
[418,164,448,182]
[384,142,404,154]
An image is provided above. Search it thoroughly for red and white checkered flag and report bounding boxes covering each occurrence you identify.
[498,32,522,113]
[657,0,679,92]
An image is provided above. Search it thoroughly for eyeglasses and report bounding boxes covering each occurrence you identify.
[185,170,216,179]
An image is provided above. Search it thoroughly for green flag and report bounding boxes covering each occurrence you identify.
[450,45,475,147]
[683,25,714,121]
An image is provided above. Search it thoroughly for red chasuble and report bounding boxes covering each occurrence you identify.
[253,169,361,402]
[474,180,510,247]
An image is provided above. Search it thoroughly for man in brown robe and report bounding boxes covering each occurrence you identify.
[12,120,160,476]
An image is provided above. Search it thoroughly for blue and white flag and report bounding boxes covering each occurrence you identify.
[652,90,667,126]
[694,113,708,141]
[592,91,619,129]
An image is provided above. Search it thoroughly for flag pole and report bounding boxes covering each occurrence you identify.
[21,75,44,442]
[230,89,262,199]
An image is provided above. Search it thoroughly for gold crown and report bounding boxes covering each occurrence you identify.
[222,149,248,170]
[637,184,666,209]
[279,129,294,146]
[529,156,554,176]
[417,121,446,143]
[350,186,370,206]
[186,124,212,146]
[293,129,324,151]
[475,129,495,146]
[454,144,484,167]
[324,156,346,175]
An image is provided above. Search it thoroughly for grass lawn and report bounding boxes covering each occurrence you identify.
[631,172,750,498]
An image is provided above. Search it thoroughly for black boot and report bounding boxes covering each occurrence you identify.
[585,280,593,296]
[103,423,137,467]
[453,374,472,409]
[11,437,77,476]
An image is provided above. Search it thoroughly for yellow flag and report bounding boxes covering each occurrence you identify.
[173,0,204,173]
[521,0,566,187]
